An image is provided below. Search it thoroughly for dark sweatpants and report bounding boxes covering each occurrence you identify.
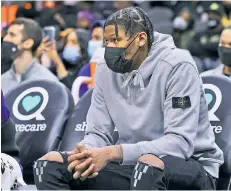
[33,153,216,190]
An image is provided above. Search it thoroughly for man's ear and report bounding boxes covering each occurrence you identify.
[23,39,34,50]
[138,32,147,47]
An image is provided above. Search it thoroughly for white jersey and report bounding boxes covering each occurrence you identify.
[1,153,26,190]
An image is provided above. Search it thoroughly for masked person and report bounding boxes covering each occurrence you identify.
[173,9,195,49]
[33,7,223,190]
[201,25,231,77]
[87,20,105,58]
[41,29,90,90]
[188,5,224,71]
[1,18,58,95]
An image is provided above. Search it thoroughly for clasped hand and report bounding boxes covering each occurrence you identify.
[67,144,111,181]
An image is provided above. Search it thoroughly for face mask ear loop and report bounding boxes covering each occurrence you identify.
[125,33,140,50]
[123,45,141,67]
[122,33,141,62]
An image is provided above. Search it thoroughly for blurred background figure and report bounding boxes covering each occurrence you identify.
[146,1,174,35]
[188,2,224,71]
[76,10,94,30]
[222,0,231,27]
[1,17,58,95]
[88,20,105,58]
[38,29,90,89]
[113,0,136,10]
[201,25,231,77]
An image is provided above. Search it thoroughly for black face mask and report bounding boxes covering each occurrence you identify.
[1,42,19,74]
[2,41,24,60]
[104,35,140,74]
[218,46,231,67]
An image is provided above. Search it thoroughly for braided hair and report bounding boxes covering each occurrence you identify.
[104,7,154,51]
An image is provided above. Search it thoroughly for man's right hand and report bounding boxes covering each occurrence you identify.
[67,144,90,179]
[67,144,87,157]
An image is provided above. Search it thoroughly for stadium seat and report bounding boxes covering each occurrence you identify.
[202,75,231,190]
[72,47,105,104]
[59,88,119,151]
[5,80,74,184]
[72,62,96,104]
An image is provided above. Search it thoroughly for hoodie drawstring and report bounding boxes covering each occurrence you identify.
[122,70,144,103]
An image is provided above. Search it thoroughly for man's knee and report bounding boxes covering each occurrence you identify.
[131,154,166,190]
[38,151,64,163]
[138,154,164,170]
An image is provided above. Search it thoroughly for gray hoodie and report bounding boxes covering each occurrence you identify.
[80,32,224,178]
[1,59,58,95]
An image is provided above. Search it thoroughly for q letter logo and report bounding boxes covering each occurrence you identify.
[13,87,49,121]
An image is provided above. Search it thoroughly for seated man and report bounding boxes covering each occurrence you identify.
[1,17,58,95]
[33,7,224,190]
[201,25,231,78]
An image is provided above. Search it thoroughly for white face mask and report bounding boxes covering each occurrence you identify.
[173,16,189,30]
[87,40,103,57]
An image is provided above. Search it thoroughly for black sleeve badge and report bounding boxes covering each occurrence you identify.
[172,96,191,109]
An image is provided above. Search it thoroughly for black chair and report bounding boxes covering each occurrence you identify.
[59,88,119,151]
[5,80,74,184]
[202,75,231,190]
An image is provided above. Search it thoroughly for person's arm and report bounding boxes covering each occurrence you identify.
[59,73,74,90]
[79,64,115,148]
[43,41,68,79]
[108,63,201,164]
[50,51,69,79]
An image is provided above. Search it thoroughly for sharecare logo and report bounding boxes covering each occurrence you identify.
[75,122,118,132]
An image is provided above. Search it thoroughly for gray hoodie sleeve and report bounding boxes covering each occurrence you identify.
[80,65,115,148]
[121,63,201,165]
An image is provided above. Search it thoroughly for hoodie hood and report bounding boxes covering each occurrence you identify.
[137,32,176,80]
[121,32,176,100]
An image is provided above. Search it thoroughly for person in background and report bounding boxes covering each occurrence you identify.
[77,1,104,20]
[113,0,137,10]
[173,8,194,49]
[76,10,94,30]
[146,1,174,35]
[188,3,224,71]
[201,25,231,77]
[1,18,58,95]
[88,20,105,58]
[75,21,104,99]
[221,0,231,27]
[1,90,26,190]
[40,29,90,89]
[55,0,80,29]
[35,1,64,28]
[16,1,39,20]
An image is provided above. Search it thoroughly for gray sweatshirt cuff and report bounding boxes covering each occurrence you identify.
[79,140,94,149]
[121,144,141,165]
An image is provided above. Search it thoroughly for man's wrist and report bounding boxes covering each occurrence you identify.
[106,145,123,162]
